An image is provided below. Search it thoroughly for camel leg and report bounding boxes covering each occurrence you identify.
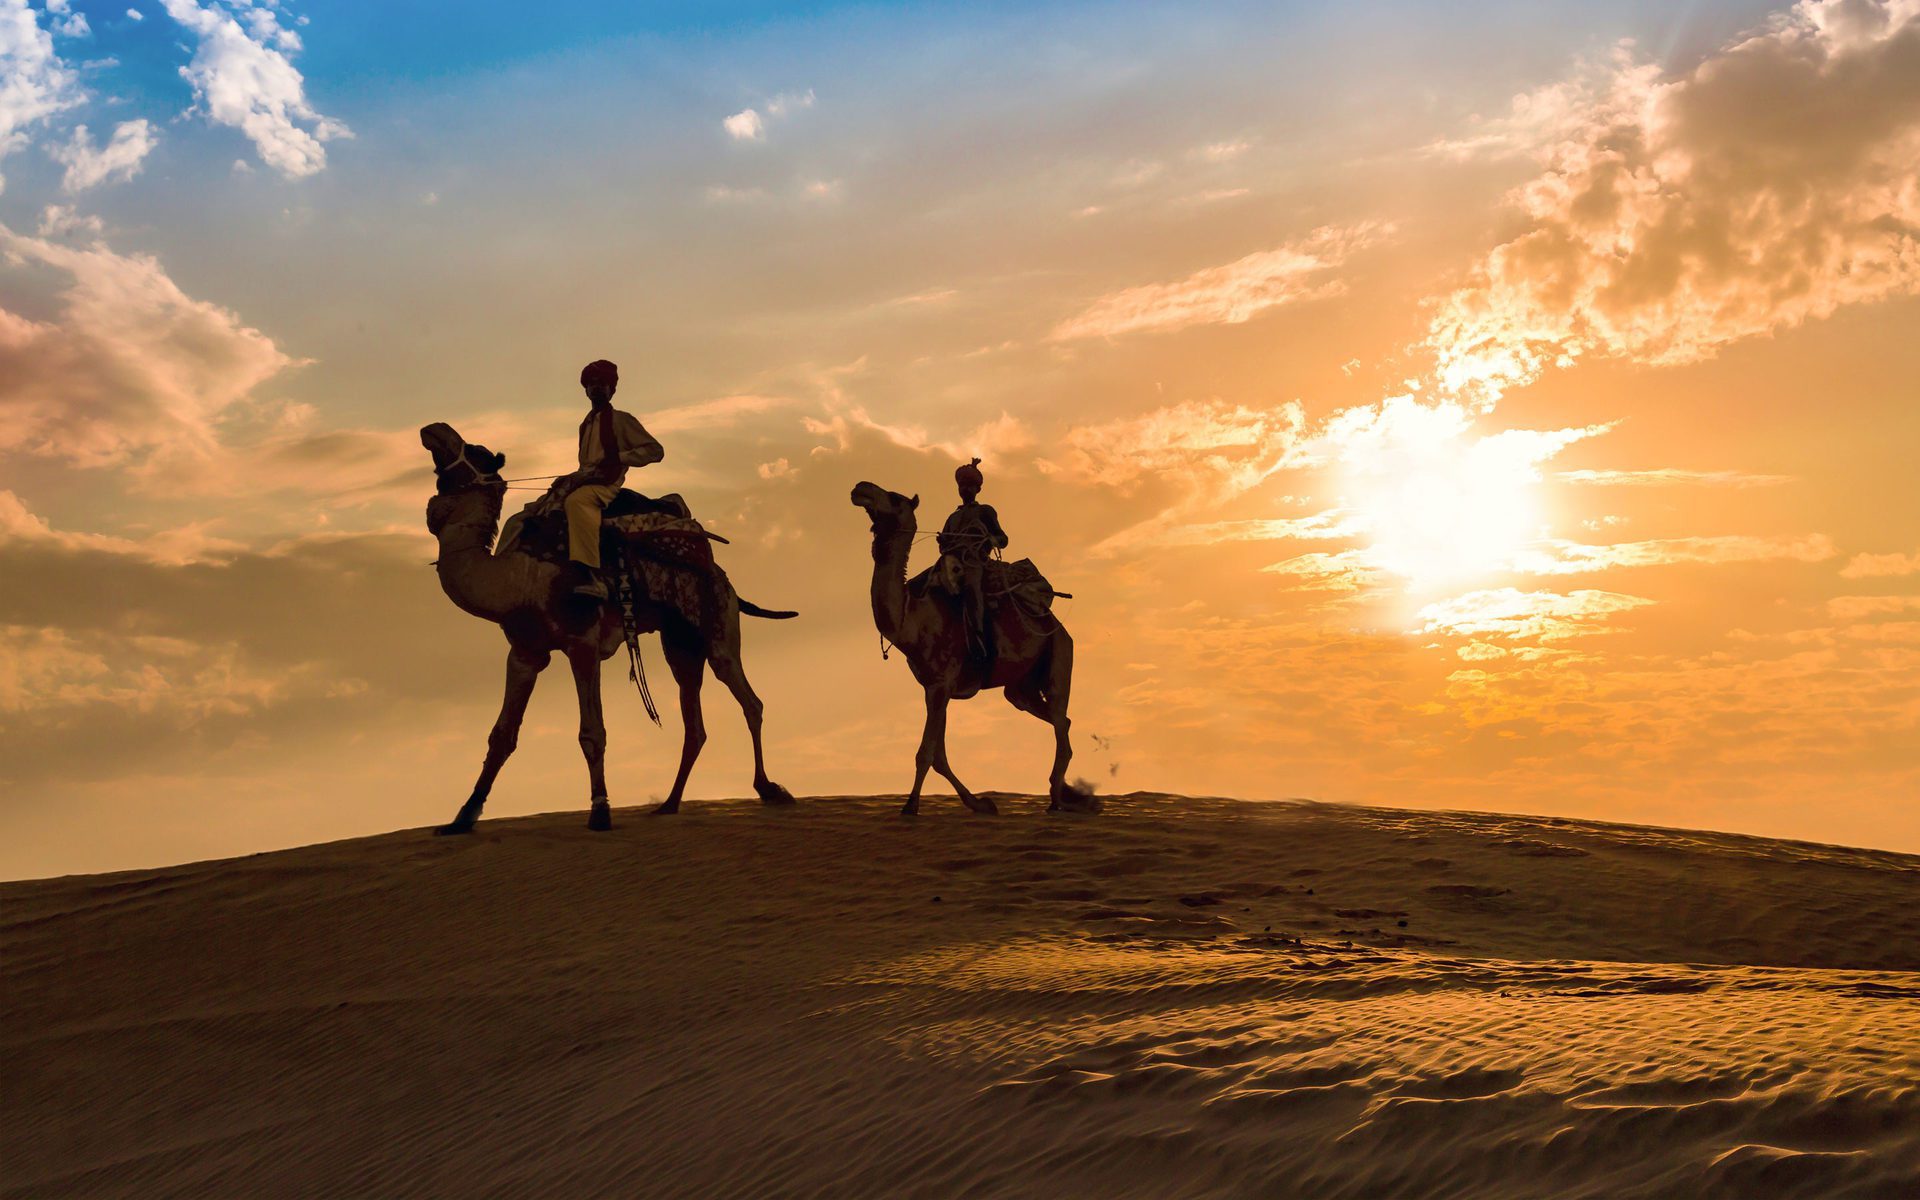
[653,632,706,816]
[567,646,613,831]
[439,647,546,835]
[925,690,997,815]
[904,689,940,816]
[707,633,794,806]
[1042,633,1097,813]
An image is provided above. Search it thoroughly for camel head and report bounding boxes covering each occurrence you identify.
[422,422,508,536]
[849,481,919,534]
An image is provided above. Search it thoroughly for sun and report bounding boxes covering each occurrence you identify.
[1332,399,1553,588]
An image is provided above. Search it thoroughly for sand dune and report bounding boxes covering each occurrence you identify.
[5,794,1919,1198]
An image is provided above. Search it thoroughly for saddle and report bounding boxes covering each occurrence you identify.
[912,557,1064,619]
[499,488,719,567]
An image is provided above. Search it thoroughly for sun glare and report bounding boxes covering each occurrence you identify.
[1333,399,1552,588]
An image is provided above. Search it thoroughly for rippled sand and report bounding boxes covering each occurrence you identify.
[5,794,1918,1197]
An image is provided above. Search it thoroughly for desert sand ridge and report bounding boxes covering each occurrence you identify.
[5,793,1918,1198]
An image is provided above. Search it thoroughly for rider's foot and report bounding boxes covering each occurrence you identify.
[573,576,609,601]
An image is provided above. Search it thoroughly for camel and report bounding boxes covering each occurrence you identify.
[421,423,794,834]
[850,481,1099,816]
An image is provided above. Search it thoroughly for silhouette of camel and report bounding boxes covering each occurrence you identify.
[851,482,1098,816]
[422,423,794,833]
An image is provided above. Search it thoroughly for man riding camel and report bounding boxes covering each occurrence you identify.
[937,457,1009,666]
[562,359,664,600]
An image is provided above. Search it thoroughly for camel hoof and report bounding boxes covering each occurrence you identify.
[757,780,796,806]
[651,799,681,816]
[435,801,482,835]
[1050,783,1103,814]
[962,794,999,816]
[587,802,612,832]
[900,800,920,817]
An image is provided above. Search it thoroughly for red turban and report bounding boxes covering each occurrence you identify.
[580,359,619,388]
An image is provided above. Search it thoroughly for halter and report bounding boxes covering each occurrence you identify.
[435,445,494,489]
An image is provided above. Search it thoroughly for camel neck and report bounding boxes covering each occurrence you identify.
[432,495,521,623]
[869,524,913,645]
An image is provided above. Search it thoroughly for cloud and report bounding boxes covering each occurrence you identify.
[1040,399,1306,493]
[0,488,240,564]
[1262,549,1386,592]
[1826,594,1920,619]
[1511,533,1837,575]
[1418,587,1654,641]
[35,203,101,239]
[765,88,815,118]
[46,0,88,39]
[724,89,813,143]
[723,108,763,141]
[48,119,157,191]
[1049,223,1388,341]
[0,0,84,191]
[647,393,795,434]
[1426,1,1920,403]
[1842,548,1920,578]
[1559,468,1794,488]
[0,221,295,469]
[160,0,349,178]
[1156,511,1362,547]
[1195,138,1252,162]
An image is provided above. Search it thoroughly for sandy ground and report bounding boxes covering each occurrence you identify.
[4,793,1919,1199]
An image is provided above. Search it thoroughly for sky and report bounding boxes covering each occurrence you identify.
[1,0,1916,878]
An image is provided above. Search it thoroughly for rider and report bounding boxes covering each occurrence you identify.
[937,457,1008,666]
[563,359,664,600]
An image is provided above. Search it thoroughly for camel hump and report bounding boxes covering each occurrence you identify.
[738,598,799,620]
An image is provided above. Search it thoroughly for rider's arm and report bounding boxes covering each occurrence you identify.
[614,412,665,470]
[980,505,1009,549]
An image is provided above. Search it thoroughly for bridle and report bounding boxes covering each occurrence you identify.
[435,445,495,490]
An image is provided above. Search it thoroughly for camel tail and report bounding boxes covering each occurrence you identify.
[738,598,799,620]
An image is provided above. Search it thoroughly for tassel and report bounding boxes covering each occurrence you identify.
[613,545,663,727]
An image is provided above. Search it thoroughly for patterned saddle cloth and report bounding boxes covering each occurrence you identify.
[498,491,732,634]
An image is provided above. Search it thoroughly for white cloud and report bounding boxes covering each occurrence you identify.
[127,8,145,21]
[49,119,157,191]
[160,0,350,178]
[722,108,763,141]
[1195,138,1252,162]
[48,0,89,39]
[724,89,813,143]
[1426,1,1920,403]
[0,0,84,191]
[765,88,815,117]
[1050,223,1387,341]
[35,203,101,240]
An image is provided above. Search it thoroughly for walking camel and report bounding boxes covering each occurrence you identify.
[850,481,1098,816]
[421,422,794,834]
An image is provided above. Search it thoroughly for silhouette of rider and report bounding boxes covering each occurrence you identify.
[937,457,1008,666]
[561,360,663,600]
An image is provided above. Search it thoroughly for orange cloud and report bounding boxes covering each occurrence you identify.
[1425,1,1920,402]
[1417,587,1653,641]
[1842,548,1920,578]
[0,222,295,470]
[1049,223,1387,341]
